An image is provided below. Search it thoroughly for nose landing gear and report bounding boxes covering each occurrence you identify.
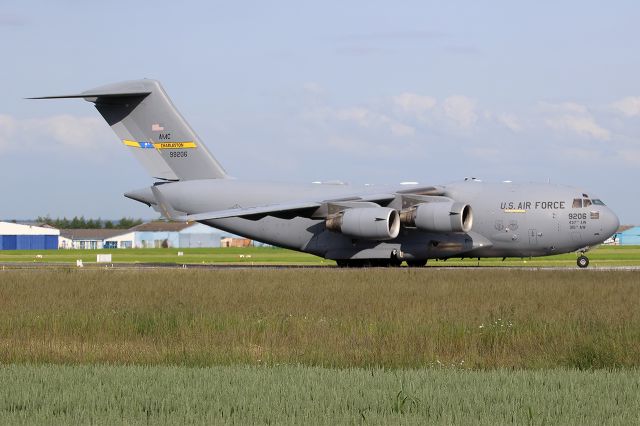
[577,255,589,268]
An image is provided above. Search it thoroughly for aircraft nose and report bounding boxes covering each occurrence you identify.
[604,208,620,239]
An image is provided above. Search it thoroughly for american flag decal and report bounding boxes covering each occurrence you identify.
[151,123,164,131]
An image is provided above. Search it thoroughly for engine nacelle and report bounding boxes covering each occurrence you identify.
[326,207,400,240]
[400,202,472,233]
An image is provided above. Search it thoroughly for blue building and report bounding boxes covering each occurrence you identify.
[0,221,59,250]
[617,226,640,245]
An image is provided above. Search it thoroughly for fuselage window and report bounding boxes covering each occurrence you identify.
[592,199,605,206]
[583,199,592,208]
[572,199,582,208]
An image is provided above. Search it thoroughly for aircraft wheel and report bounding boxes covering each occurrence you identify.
[577,255,589,268]
[407,260,427,267]
[336,260,348,268]
[390,259,402,267]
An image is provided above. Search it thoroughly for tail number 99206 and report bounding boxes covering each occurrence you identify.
[169,151,188,158]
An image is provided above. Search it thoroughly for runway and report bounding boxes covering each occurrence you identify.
[1,262,639,272]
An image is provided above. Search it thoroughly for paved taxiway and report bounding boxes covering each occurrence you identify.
[1,262,639,272]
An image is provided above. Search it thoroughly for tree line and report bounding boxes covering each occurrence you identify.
[36,216,144,229]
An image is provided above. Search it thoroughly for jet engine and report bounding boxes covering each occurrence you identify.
[326,207,401,240]
[400,201,472,233]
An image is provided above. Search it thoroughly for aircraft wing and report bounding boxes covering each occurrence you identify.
[177,201,323,221]
[168,193,399,222]
[152,183,437,222]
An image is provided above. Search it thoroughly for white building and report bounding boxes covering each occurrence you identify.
[58,229,130,249]
[103,231,136,249]
[58,221,226,249]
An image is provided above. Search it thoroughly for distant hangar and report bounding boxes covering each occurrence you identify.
[59,221,224,249]
[59,221,230,249]
[0,221,59,250]
[0,220,227,250]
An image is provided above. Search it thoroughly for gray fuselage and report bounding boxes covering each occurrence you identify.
[128,179,619,262]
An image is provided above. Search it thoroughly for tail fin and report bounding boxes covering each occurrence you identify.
[31,79,228,181]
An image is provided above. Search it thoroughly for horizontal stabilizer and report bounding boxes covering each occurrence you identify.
[27,91,151,100]
[28,80,154,100]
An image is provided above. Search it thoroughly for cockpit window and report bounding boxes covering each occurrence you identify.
[573,197,603,208]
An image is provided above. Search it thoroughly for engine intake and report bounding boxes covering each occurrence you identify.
[326,207,400,240]
[400,202,472,233]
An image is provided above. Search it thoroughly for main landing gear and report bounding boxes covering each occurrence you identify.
[577,255,589,268]
[335,250,426,268]
[336,259,401,268]
[335,259,427,268]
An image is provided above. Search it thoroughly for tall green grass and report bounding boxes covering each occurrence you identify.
[0,269,638,368]
[0,364,638,425]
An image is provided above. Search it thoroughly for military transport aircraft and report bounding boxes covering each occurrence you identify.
[32,80,619,268]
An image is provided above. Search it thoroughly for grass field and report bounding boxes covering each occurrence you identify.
[1,364,638,425]
[1,244,640,267]
[1,269,638,368]
[2,268,639,424]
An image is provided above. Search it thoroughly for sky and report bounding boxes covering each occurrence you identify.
[0,1,639,223]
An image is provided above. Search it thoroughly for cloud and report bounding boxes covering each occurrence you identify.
[611,97,640,117]
[616,147,640,165]
[336,107,414,137]
[299,90,640,174]
[442,96,477,129]
[495,113,522,132]
[393,93,437,117]
[0,114,112,152]
[306,106,415,137]
[545,115,610,140]
[539,102,588,114]
[302,82,324,95]
[326,136,373,155]
[540,102,610,140]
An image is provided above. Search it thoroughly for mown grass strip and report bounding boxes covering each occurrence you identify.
[1,245,639,266]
